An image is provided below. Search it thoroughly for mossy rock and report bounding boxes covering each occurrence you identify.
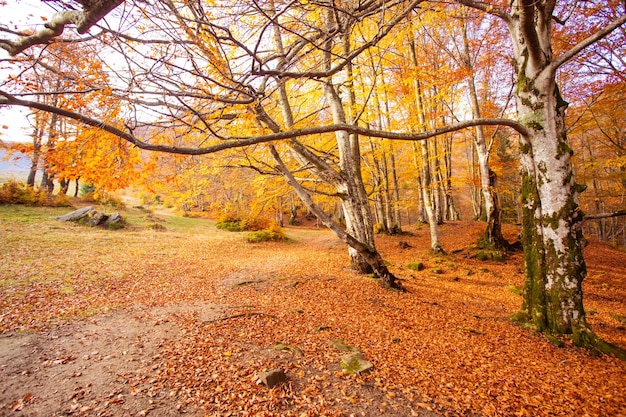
[408,261,425,271]
[476,250,506,262]
[273,343,303,356]
[340,352,373,374]
[330,338,358,352]
[430,268,443,274]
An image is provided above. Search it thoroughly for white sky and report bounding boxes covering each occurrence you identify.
[0,0,67,143]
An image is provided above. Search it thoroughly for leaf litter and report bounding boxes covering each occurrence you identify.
[0,211,625,416]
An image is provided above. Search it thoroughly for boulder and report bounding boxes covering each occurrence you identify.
[56,206,124,229]
[56,206,94,222]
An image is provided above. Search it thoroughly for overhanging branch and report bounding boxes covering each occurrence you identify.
[0,0,123,56]
[0,90,530,155]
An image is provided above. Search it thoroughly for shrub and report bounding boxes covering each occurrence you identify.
[97,193,126,210]
[0,180,73,207]
[216,220,243,232]
[246,223,287,243]
[79,183,96,197]
[240,215,270,231]
[81,188,126,210]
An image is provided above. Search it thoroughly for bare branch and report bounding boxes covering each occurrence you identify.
[454,0,511,24]
[253,0,426,79]
[0,0,124,56]
[551,14,626,72]
[584,210,626,221]
[1,90,530,156]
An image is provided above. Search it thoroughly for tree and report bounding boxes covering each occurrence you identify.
[455,0,625,355]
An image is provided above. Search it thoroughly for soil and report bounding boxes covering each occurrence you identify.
[0,301,440,417]
[0,304,213,416]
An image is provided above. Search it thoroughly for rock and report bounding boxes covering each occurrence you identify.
[256,369,286,388]
[88,211,108,227]
[56,206,124,229]
[56,206,94,222]
[330,339,358,352]
[340,352,373,374]
[103,212,124,229]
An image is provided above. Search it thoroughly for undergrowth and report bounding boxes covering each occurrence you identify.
[0,180,73,207]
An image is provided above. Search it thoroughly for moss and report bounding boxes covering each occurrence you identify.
[520,143,531,154]
[571,328,626,361]
[557,141,574,158]
[476,251,490,261]
[477,236,495,250]
[520,169,548,332]
[545,333,564,348]
[407,261,425,271]
[507,285,523,296]
[107,222,124,230]
[611,313,626,324]
[492,251,506,262]
[476,250,506,262]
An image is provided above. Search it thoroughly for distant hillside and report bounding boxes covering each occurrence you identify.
[0,148,32,182]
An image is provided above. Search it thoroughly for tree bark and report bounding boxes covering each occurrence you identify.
[505,0,594,344]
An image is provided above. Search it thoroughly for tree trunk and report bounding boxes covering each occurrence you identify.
[461,20,507,249]
[505,1,604,350]
[269,144,401,290]
[419,139,444,252]
[263,3,389,279]
[27,123,43,187]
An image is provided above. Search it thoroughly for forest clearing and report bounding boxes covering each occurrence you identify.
[1,204,625,417]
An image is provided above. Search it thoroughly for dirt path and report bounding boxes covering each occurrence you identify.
[0,303,221,416]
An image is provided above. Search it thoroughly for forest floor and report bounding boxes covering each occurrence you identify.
[0,204,625,417]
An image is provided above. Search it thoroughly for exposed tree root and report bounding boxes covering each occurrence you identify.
[511,313,626,361]
[573,328,626,361]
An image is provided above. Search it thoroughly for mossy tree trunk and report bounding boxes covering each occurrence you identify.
[497,0,625,355]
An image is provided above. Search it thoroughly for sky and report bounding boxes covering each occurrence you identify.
[0,0,61,143]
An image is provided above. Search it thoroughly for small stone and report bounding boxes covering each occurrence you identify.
[340,352,373,374]
[256,369,286,388]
